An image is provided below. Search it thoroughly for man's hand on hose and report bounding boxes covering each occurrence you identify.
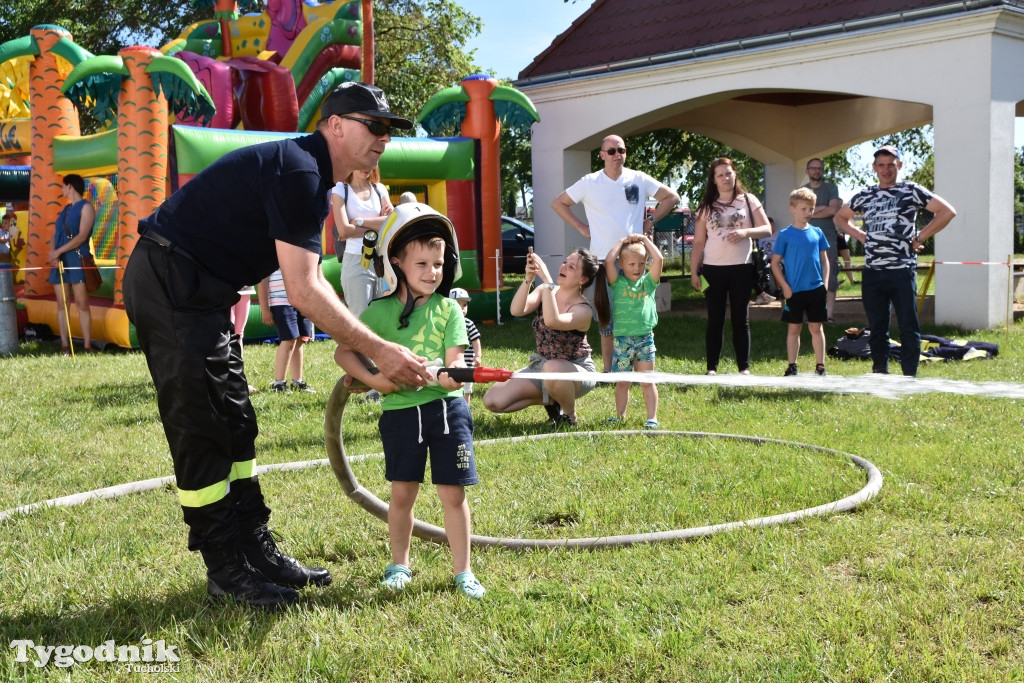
[372,343,431,387]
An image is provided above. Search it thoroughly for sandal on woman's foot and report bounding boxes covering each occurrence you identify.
[381,563,412,591]
[644,419,660,430]
[606,416,622,425]
[554,413,578,429]
[454,571,486,599]
[543,402,562,422]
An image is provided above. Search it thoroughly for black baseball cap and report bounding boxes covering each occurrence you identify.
[319,82,413,130]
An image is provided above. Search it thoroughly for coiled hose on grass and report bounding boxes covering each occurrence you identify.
[323,376,884,550]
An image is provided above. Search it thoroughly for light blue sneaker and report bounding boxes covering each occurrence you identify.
[381,563,412,591]
[454,571,486,599]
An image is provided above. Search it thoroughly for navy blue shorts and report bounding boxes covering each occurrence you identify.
[781,285,827,324]
[379,397,478,486]
[271,304,313,341]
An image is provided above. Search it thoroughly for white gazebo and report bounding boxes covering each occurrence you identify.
[517,0,1024,329]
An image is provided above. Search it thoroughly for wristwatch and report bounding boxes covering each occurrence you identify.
[355,218,364,227]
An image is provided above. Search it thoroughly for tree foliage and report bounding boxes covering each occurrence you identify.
[1016,149,1024,223]
[0,1,482,130]
[596,123,1009,216]
[500,123,532,217]
[373,0,482,129]
[0,1,485,138]
[1016,150,1024,251]
[0,1,207,56]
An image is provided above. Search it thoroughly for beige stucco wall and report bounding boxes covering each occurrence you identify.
[523,7,1024,329]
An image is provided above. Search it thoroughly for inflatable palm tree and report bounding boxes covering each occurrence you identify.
[418,75,539,291]
[0,26,91,296]
[61,48,214,304]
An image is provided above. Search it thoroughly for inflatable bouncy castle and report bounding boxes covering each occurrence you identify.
[0,1,538,347]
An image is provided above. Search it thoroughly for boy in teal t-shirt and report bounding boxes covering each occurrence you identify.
[334,204,485,599]
[604,234,663,428]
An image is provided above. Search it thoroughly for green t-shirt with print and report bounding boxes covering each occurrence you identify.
[360,293,468,410]
[609,271,658,337]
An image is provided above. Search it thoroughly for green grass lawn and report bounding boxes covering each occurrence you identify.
[1,309,1023,681]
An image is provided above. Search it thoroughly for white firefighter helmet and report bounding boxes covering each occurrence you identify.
[375,202,461,296]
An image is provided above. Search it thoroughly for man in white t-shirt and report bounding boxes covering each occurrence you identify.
[551,134,679,370]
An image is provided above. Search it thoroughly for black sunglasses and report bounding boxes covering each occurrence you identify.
[604,147,627,156]
[339,115,392,136]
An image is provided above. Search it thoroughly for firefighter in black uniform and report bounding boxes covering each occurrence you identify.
[123,83,431,610]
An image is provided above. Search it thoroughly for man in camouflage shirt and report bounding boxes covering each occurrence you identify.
[834,145,956,376]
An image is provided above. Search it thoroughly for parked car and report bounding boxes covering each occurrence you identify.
[651,207,694,258]
[501,216,534,274]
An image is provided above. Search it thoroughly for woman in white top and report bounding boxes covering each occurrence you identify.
[689,158,772,375]
[330,168,394,317]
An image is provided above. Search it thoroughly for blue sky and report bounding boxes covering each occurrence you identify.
[459,0,588,80]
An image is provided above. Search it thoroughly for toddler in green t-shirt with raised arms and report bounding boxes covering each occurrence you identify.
[604,233,663,429]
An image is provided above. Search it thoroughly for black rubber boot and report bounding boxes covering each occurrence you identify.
[200,543,299,610]
[231,477,332,589]
[239,524,333,589]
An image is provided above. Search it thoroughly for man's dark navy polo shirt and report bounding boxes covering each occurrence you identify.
[139,131,335,290]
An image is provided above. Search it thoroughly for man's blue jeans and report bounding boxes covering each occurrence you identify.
[861,267,920,376]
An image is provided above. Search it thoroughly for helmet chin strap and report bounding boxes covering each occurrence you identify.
[390,264,423,329]
[397,292,423,329]
[439,243,458,297]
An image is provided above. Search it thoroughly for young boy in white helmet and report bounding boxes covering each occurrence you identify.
[334,203,486,599]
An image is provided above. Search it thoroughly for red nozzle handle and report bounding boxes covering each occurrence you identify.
[437,366,512,383]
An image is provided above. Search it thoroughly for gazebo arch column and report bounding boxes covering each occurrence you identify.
[931,97,1016,329]
[532,126,591,269]
[763,161,800,225]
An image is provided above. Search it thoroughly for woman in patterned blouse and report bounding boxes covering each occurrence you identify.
[483,249,605,427]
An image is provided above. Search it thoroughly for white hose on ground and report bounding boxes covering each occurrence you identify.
[323,377,884,550]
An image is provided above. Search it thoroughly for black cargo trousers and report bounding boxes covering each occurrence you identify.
[124,237,270,550]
